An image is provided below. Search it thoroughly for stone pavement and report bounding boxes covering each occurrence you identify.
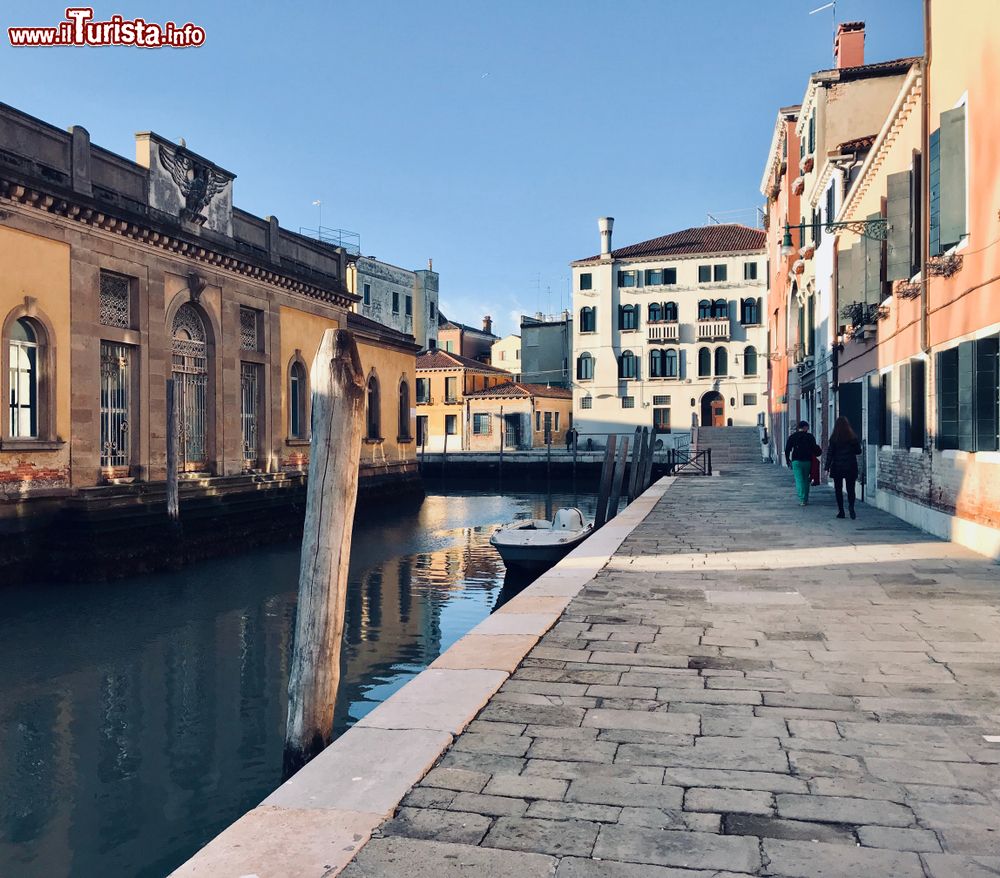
[343,465,1000,878]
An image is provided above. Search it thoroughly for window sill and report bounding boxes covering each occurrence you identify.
[363,437,384,445]
[0,438,65,451]
[397,436,414,444]
[285,438,311,447]
[619,328,640,333]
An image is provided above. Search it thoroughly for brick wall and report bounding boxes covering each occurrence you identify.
[0,456,70,493]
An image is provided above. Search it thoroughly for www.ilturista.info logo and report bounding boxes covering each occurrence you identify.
[8,7,205,47]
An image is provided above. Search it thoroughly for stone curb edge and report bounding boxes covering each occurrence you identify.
[169,476,677,878]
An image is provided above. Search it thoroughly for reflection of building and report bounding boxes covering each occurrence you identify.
[438,314,497,362]
[520,312,571,387]
[346,257,439,352]
[0,102,418,514]
[490,334,521,378]
[464,382,573,450]
[414,350,511,450]
[570,219,767,435]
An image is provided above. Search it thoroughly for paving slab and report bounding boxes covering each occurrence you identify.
[212,467,1000,877]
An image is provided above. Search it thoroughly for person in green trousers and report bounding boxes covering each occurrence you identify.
[785,421,822,506]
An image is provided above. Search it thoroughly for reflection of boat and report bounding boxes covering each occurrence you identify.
[489,508,593,571]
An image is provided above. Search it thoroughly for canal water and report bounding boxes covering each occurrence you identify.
[0,488,602,878]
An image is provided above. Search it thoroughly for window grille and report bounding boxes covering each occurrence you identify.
[100,342,132,469]
[100,271,131,328]
[239,307,260,351]
[653,395,671,406]
[621,396,635,409]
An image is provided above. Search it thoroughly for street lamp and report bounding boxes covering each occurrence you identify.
[781,217,889,257]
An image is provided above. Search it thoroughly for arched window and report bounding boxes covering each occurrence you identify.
[171,303,210,471]
[649,348,679,379]
[398,379,411,440]
[715,347,728,376]
[576,352,594,380]
[649,349,665,377]
[664,301,678,322]
[618,304,639,331]
[697,346,711,377]
[698,300,712,320]
[741,297,760,326]
[289,359,308,439]
[712,299,729,319]
[664,348,678,377]
[743,346,758,376]
[618,350,638,379]
[8,317,40,438]
[579,306,596,333]
[366,374,380,440]
[648,302,663,324]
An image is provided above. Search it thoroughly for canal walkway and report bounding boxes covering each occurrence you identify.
[343,465,1000,878]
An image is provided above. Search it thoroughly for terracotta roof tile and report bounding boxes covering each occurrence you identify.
[416,350,510,373]
[465,381,572,400]
[575,223,765,264]
[837,134,877,153]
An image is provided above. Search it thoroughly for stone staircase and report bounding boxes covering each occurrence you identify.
[696,426,762,474]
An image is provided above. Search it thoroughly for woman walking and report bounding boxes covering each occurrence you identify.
[825,416,863,519]
[785,421,822,506]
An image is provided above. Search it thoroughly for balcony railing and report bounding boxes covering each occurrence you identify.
[697,317,730,340]
[647,322,679,343]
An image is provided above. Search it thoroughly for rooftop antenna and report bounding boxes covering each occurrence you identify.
[809,1,837,51]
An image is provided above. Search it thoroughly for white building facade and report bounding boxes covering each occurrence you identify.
[570,220,768,436]
[347,256,439,351]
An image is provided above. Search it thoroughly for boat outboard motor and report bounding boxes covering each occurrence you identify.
[552,508,585,530]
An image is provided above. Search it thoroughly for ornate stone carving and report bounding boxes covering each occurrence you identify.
[158,143,230,226]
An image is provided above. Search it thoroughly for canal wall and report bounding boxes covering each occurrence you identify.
[0,463,423,584]
[169,476,676,878]
[418,450,669,485]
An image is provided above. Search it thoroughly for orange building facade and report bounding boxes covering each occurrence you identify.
[762,7,1000,557]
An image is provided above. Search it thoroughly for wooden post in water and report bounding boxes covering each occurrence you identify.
[441,429,448,479]
[643,428,657,490]
[594,434,617,528]
[607,436,629,521]
[635,427,651,495]
[165,378,179,521]
[283,329,366,777]
[498,406,504,485]
[626,426,642,502]
[546,433,551,482]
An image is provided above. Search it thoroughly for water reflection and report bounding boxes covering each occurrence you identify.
[0,489,599,878]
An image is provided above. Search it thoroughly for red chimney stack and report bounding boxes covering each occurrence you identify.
[834,21,865,69]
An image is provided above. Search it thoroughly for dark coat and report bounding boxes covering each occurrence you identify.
[825,437,862,479]
[785,431,821,463]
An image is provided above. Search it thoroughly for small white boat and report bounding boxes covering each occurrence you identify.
[490,507,593,571]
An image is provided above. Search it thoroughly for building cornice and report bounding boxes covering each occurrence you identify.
[759,106,800,196]
[0,172,357,310]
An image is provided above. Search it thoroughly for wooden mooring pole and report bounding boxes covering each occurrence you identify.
[626,426,642,502]
[165,378,179,522]
[283,329,365,778]
[607,435,629,521]
[594,434,617,529]
[498,406,504,485]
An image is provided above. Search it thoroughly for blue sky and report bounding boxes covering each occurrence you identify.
[1,1,922,336]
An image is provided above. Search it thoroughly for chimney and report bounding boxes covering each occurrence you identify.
[834,21,865,69]
[599,216,614,258]
[483,315,493,334]
[428,257,433,271]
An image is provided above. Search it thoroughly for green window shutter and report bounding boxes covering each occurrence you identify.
[910,358,926,448]
[837,245,857,325]
[936,348,959,450]
[864,215,883,306]
[898,361,911,449]
[886,171,912,281]
[975,335,999,451]
[928,129,942,256]
[957,340,974,451]
[867,372,881,446]
[909,151,923,276]
[939,105,967,250]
